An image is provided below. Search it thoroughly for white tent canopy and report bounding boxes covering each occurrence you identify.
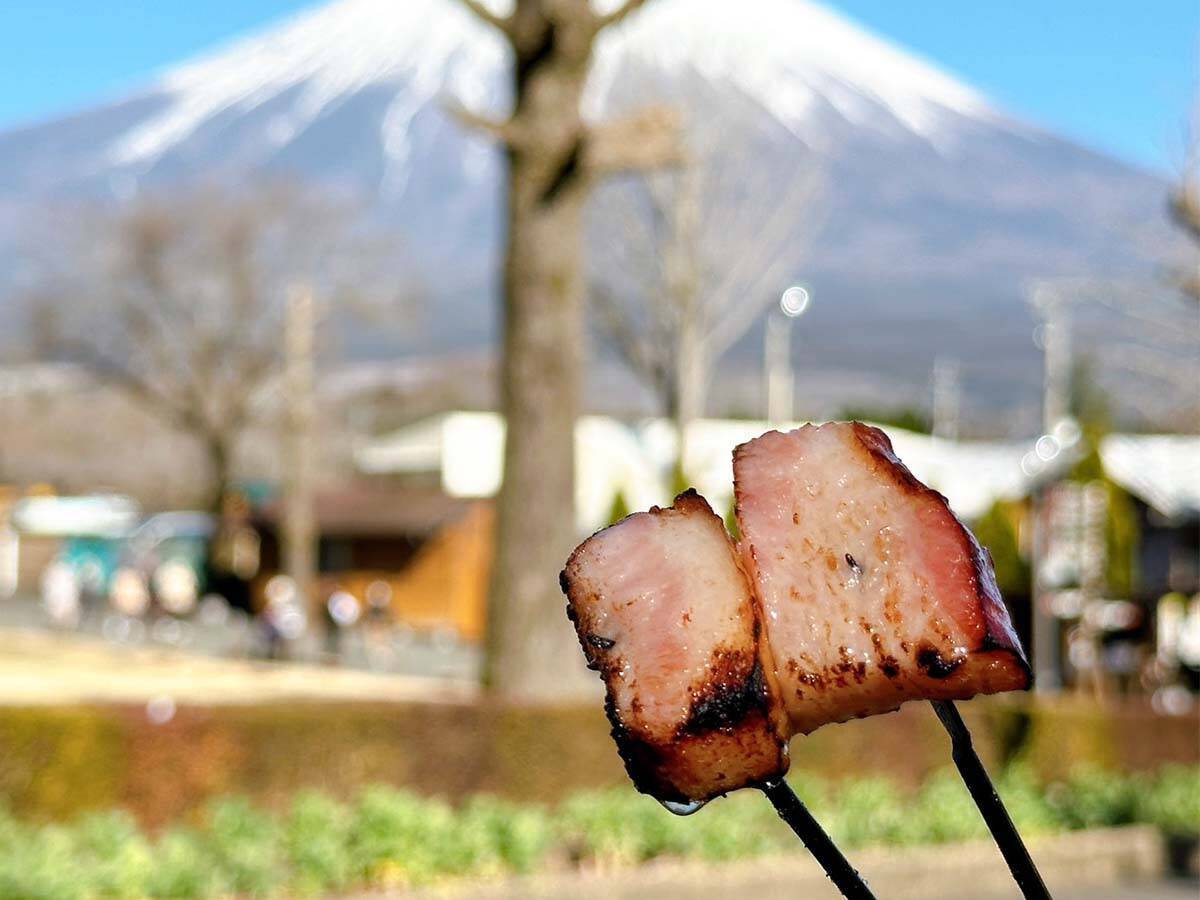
[1101,434,1200,521]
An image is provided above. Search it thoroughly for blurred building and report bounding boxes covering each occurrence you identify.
[251,483,490,642]
[358,411,1199,529]
[359,412,1200,686]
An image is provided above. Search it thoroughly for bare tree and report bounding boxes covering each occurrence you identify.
[1169,104,1200,303]
[454,0,680,699]
[1169,181,1200,303]
[588,145,826,471]
[29,182,404,513]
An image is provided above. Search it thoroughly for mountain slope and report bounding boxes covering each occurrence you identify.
[0,0,1188,427]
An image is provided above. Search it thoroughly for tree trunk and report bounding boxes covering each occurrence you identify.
[672,321,706,479]
[202,432,234,602]
[472,0,678,700]
[482,18,594,701]
[204,434,232,517]
[484,171,587,699]
[282,286,318,610]
[665,169,703,481]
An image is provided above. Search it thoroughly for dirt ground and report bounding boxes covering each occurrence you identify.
[349,826,1192,900]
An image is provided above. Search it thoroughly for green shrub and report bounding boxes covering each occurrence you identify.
[0,764,1195,898]
[971,501,1030,596]
[606,489,632,526]
[202,796,283,896]
[1136,765,1200,837]
[824,777,908,848]
[72,811,154,899]
[347,786,465,885]
[458,796,553,874]
[902,769,989,845]
[681,790,791,861]
[0,822,88,900]
[996,765,1064,836]
[1046,766,1138,830]
[284,791,353,894]
[143,828,218,900]
[557,788,683,865]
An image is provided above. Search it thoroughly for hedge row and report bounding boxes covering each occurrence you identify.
[1,696,1195,826]
[4,765,1197,899]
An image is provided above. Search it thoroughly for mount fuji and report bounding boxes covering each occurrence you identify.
[0,0,1185,427]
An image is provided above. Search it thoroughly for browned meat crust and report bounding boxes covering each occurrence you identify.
[849,423,1031,687]
[561,490,789,802]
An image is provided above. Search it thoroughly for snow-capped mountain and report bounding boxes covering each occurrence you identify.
[0,0,1188,427]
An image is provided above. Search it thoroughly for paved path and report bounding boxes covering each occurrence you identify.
[0,626,479,705]
[0,592,482,680]
[988,881,1197,899]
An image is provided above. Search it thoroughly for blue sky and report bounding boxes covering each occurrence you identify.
[0,0,1195,173]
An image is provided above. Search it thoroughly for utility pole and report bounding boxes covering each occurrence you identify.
[764,286,810,424]
[283,284,317,615]
[1028,283,1072,692]
[764,314,792,425]
[932,357,961,441]
[1038,288,1071,435]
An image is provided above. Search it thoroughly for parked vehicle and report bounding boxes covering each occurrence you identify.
[31,501,214,622]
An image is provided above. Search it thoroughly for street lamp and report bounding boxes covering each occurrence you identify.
[780,285,810,317]
[1030,283,1071,436]
[765,286,810,424]
[1026,280,1076,694]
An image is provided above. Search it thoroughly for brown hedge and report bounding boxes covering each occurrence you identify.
[0,696,1194,827]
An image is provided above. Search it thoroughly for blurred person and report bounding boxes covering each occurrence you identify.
[260,595,286,661]
[40,560,80,629]
[109,567,150,619]
[1157,591,1200,692]
[363,579,397,671]
[259,575,306,661]
[153,560,199,617]
[205,491,260,613]
[1179,594,1200,692]
[322,589,361,663]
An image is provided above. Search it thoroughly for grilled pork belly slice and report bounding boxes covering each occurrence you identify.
[734,422,1030,736]
[561,490,789,803]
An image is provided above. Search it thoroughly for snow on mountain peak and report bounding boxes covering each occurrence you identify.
[590,0,994,138]
[107,0,508,170]
[105,0,997,171]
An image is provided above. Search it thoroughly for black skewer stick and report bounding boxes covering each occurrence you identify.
[932,700,1052,900]
[760,779,877,900]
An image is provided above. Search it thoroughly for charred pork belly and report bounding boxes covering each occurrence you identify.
[733,422,1030,735]
[561,490,789,803]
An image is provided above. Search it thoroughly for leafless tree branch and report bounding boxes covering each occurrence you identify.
[26,183,412,510]
[590,284,670,391]
[1167,102,1200,302]
[444,99,521,147]
[455,0,513,37]
[1169,179,1200,303]
[41,335,210,437]
[594,0,652,31]
[584,107,684,177]
[588,136,826,440]
[1170,182,1200,243]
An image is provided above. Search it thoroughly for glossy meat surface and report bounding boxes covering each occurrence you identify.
[734,422,1030,735]
[561,490,788,802]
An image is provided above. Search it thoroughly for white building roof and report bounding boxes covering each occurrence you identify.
[11,494,142,538]
[359,413,1038,531]
[358,413,1200,531]
[1100,434,1200,521]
